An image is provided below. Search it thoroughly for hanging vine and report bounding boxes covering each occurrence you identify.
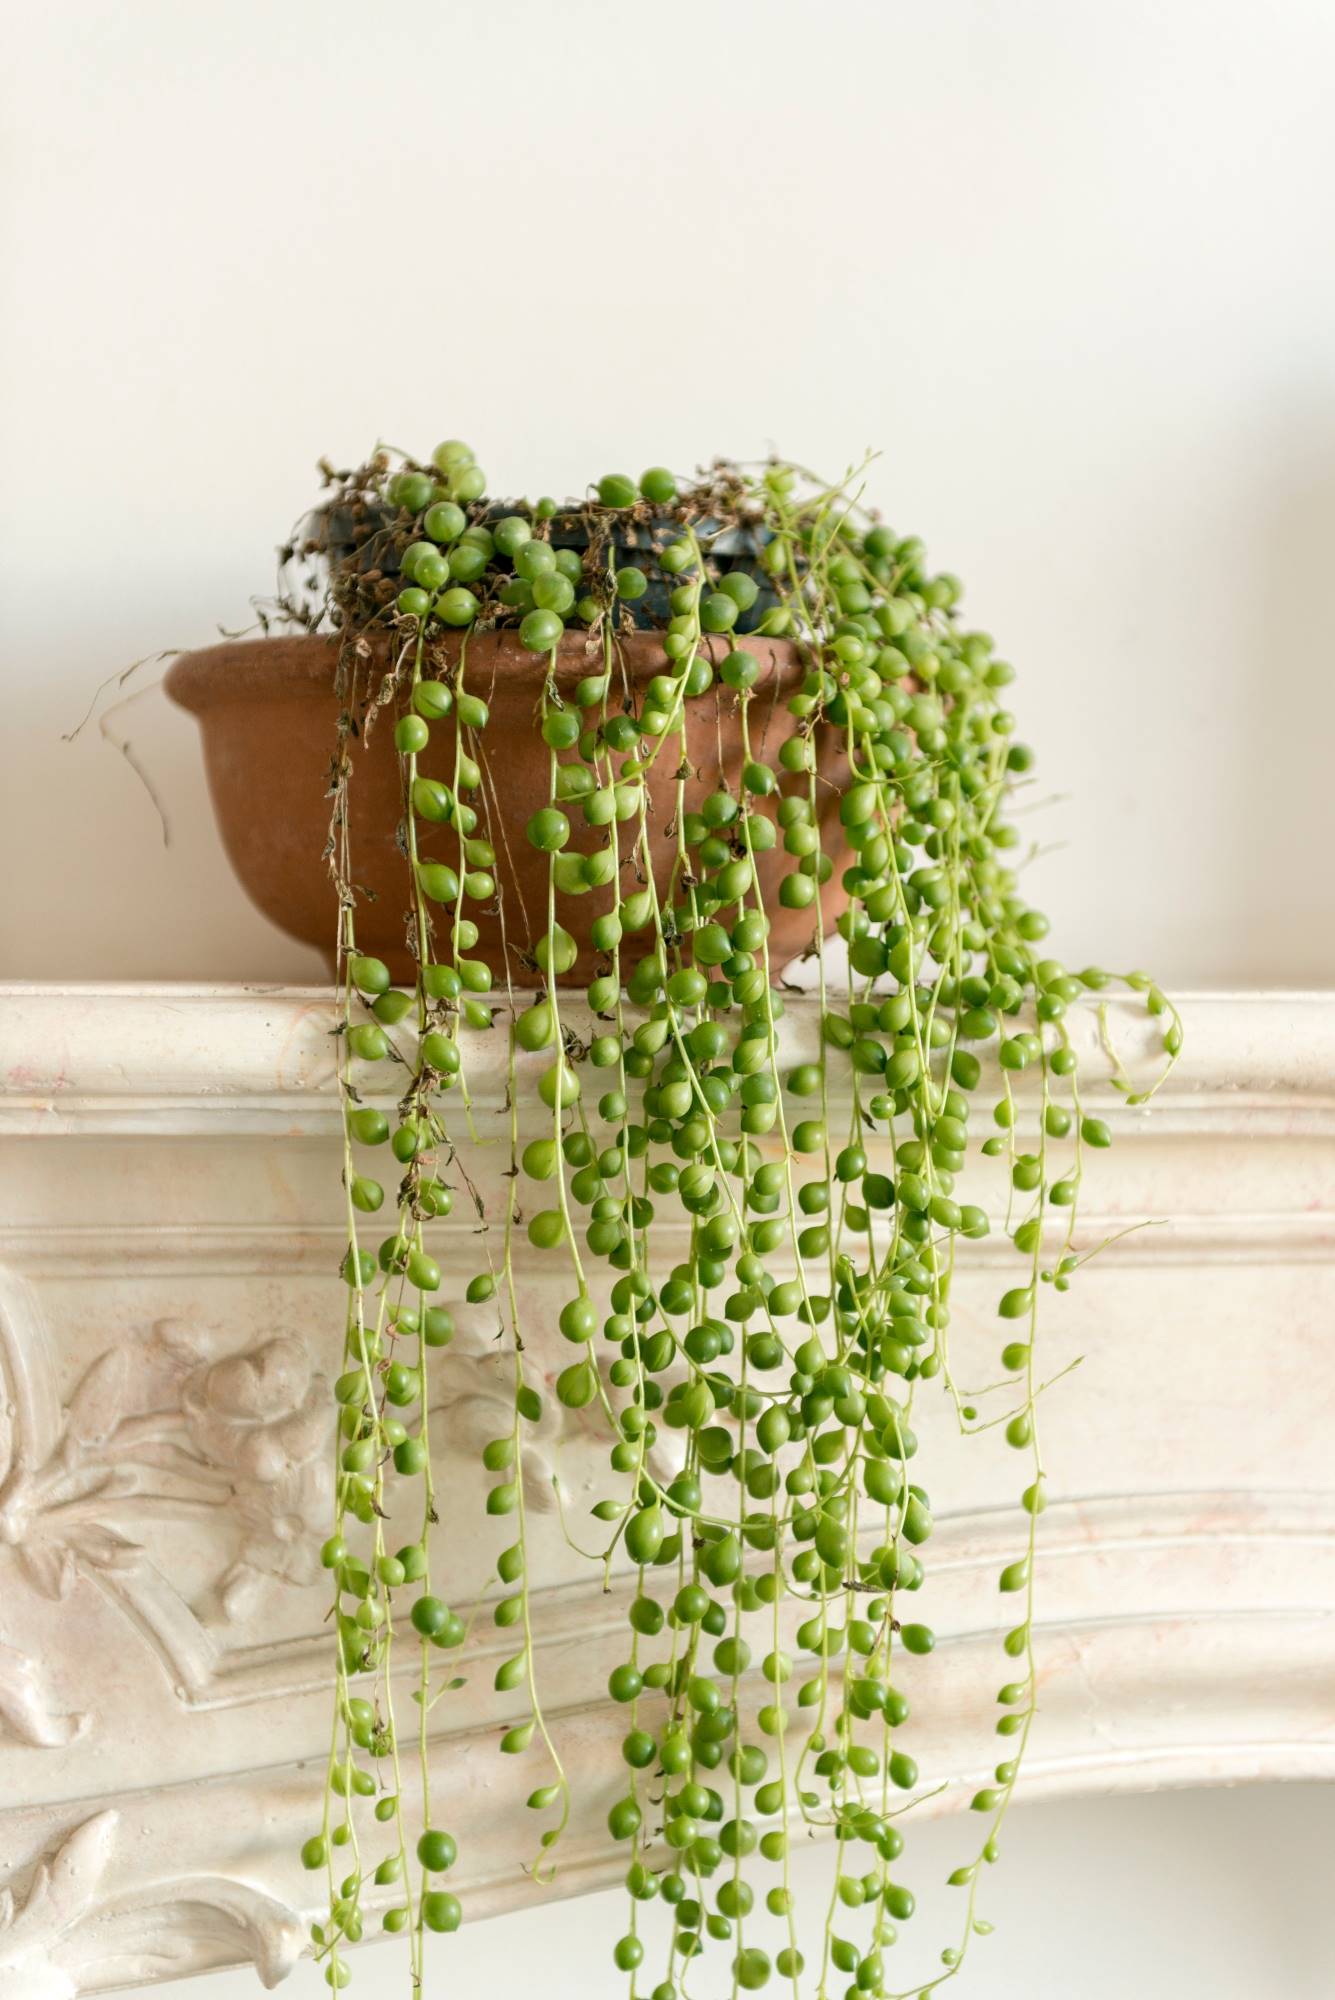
[286,444,1180,1997]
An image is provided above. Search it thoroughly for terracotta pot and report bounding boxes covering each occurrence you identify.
[166,631,852,986]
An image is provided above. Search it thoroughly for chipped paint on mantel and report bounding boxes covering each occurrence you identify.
[1,986,1332,1993]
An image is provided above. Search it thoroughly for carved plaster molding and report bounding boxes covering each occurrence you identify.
[0,986,1331,1990]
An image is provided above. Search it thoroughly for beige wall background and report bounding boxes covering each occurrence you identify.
[3,0,1334,987]
[3,3,1333,1996]
[146,1786,1332,2000]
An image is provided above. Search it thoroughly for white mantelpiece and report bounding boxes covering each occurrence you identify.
[1,986,1333,1995]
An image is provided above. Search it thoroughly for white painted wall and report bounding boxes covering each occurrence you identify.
[142,1787,1335,1999]
[3,0,1335,986]
[3,2,1332,1994]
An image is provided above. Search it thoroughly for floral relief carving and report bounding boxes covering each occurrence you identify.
[177,1329,332,1620]
[432,1314,686,1513]
[0,1289,334,1715]
[431,1341,567,1515]
[0,1268,684,1730]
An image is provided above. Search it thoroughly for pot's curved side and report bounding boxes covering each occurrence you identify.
[167,631,852,985]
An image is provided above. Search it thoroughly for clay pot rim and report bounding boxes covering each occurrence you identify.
[164,629,802,714]
[165,635,341,713]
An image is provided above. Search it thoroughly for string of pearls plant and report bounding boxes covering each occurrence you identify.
[289,443,1179,1997]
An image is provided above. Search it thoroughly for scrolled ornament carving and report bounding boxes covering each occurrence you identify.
[0,1810,119,2000]
[0,1642,87,1751]
[0,1810,304,1997]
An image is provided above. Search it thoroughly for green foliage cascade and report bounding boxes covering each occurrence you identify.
[289,444,1178,1996]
